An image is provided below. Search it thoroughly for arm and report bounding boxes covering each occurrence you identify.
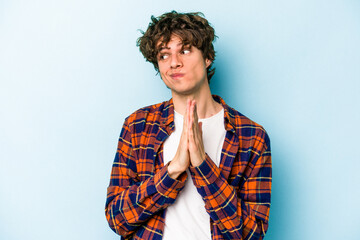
[105,117,187,237]
[189,131,272,239]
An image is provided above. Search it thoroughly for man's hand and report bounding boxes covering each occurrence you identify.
[168,99,206,179]
[188,100,206,167]
[168,100,191,179]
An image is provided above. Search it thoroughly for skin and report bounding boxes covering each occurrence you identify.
[157,35,223,179]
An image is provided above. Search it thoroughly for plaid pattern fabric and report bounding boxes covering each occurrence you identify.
[105,95,272,240]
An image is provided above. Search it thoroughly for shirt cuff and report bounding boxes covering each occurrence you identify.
[153,162,187,199]
[189,154,221,187]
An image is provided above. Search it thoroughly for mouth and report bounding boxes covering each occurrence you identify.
[170,73,185,79]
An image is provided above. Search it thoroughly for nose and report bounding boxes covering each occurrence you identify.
[170,54,182,69]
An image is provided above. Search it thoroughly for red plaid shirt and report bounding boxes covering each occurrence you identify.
[105,95,272,239]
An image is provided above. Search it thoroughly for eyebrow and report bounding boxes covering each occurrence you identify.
[158,46,170,51]
[158,42,185,52]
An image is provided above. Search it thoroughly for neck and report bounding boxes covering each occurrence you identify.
[172,84,222,119]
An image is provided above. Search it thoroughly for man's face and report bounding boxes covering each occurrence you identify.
[157,35,211,96]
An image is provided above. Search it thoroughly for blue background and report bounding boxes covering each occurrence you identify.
[1,1,359,239]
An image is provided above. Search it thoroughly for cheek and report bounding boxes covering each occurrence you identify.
[158,63,168,76]
[192,61,207,76]
[158,66,169,82]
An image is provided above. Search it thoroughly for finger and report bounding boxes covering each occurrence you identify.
[193,100,198,123]
[198,122,203,143]
[188,122,197,151]
[192,101,200,135]
[185,99,192,147]
[189,101,194,131]
[184,99,189,126]
[188,100,193,126]
[189,103,196,143]
[193,121,201,143]
[193,101,200,134]
[185,99,192,129]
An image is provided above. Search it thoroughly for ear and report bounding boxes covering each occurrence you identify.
[205,59,212,68]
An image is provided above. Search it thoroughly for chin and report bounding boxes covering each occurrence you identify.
[167,80,205,96]
[173,87,199,96]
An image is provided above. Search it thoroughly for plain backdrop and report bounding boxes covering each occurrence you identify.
[1,0,359,239]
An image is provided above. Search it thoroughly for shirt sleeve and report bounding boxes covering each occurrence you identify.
[189,130,272,240]
[105,117,187,237]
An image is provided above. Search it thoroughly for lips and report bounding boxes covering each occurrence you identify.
[170,73,184,79]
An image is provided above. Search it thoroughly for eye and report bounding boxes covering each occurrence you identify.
[159,54,169,60]
[182,49,190,55]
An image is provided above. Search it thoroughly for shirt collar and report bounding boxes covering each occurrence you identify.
[160,95,237,134]
[212,95,237,133]
[160,98,175,132]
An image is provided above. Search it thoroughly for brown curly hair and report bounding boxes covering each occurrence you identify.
[137,11,217,82]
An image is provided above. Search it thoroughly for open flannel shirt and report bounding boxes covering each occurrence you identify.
[105,95,272,240]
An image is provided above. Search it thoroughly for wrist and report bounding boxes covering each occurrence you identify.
[190,152,206,167]
[168,161,185,179]
[191,159,203,167]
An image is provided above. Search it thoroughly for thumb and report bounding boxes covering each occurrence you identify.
[198,122,203,136]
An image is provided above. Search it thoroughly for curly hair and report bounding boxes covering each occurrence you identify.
[137,11,217,82]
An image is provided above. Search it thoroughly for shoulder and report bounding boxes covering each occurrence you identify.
[224,101,270,149]
[230,106,265,132]
[123,100,171,130]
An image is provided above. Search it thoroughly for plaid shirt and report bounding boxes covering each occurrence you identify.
[105,95,272,240]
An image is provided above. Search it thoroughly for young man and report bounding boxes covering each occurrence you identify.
[105,11,272,240]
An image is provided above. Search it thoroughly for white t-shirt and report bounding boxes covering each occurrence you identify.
[162,108,226,240]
